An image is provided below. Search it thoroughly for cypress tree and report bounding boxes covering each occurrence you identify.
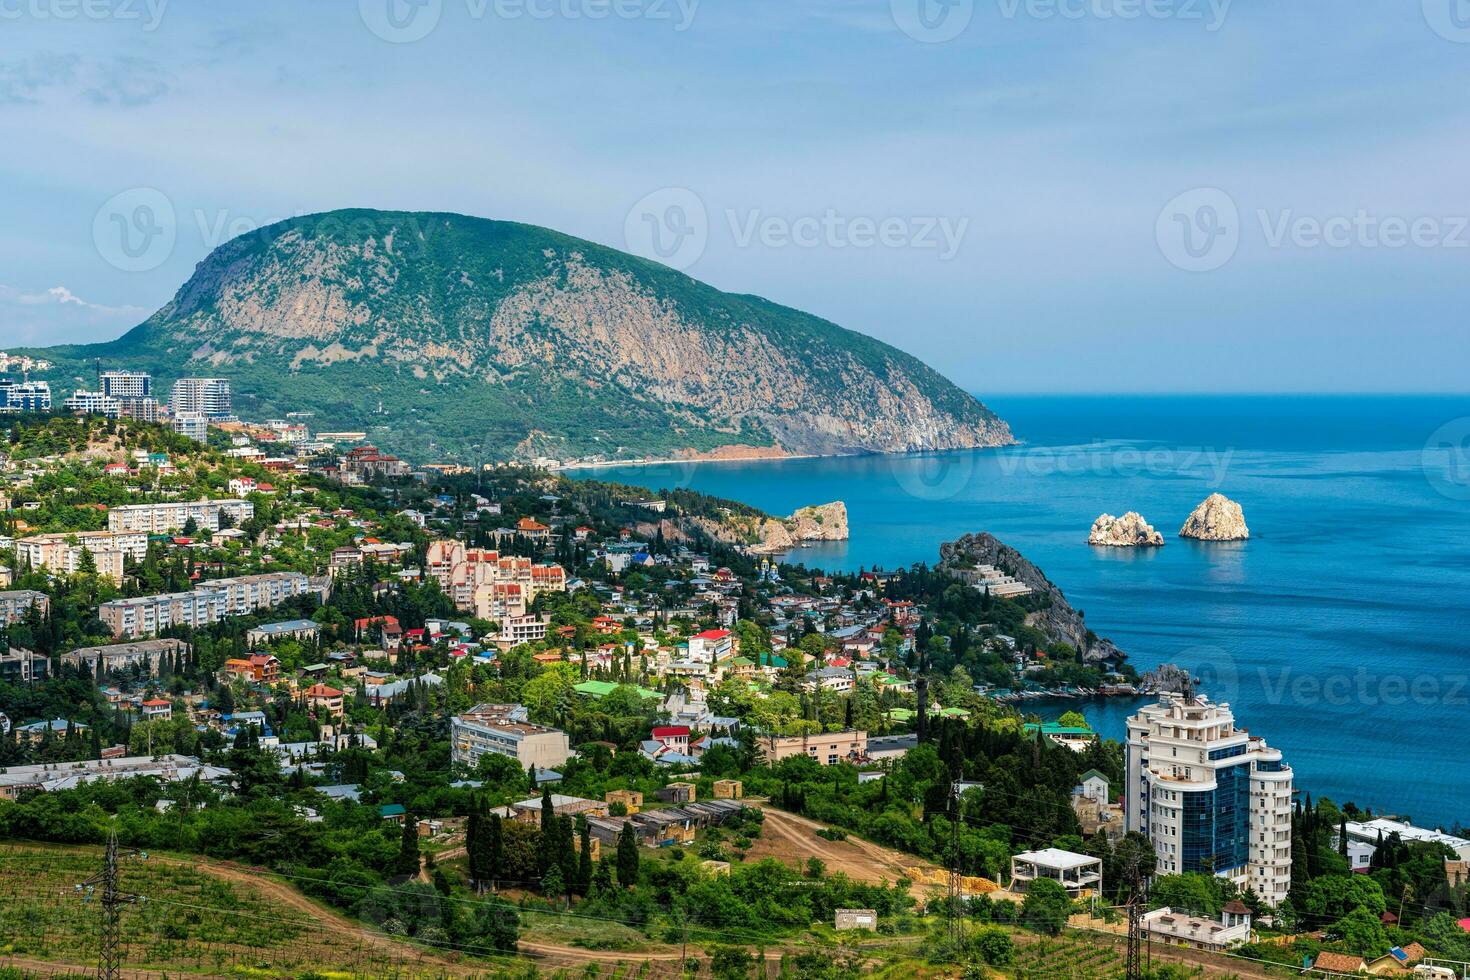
[576,816,593,895]
[616,822,640,888]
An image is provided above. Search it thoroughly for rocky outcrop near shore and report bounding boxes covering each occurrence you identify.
[939,532,1126,666]
[1179,493,1250,541]
[1088,512,1165,547]
[693,500,850,555]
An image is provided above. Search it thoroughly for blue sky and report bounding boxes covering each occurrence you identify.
[2,0,1468,393]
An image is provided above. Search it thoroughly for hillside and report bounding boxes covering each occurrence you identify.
[22,209,1013,463]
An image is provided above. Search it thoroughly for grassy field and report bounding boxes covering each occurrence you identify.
[0,844,504,978]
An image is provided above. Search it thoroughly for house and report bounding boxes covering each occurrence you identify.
[865,734,917,761]
[379,803,407,824]
[761,730,868,766]
[1366,944,1427,975]
[1078,769,1110,805]
[1307,951,1366,975]
[305,684,345,718]
[650,725,690,753]
[139,698,172,721]
[1141,904,1251,953]
[1009,849,1103,897]
[515,517,551,540]
[687,629,734,662]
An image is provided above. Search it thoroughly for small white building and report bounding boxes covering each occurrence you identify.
[1141,901,1252,952]
[1009,848,1103,897]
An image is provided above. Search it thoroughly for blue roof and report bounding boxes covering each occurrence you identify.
[251,619,320,635]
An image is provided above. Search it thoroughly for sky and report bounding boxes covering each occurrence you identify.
[1,0,1468,393]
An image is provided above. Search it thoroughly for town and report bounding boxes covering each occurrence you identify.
[1,380,1468,980]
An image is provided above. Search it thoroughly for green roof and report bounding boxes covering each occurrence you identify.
[574,680,662,700]
[759,653,788,668]
[937,707,970,718]
[886,708,916,721]
[379,804,406,817]
[1025,723,1094,736]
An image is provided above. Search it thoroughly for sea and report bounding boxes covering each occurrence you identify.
[568,395,1470,829]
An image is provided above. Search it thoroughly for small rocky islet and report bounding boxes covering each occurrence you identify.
[1085,494,1249,544]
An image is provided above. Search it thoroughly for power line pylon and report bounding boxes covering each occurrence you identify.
[947,784,962,947]
[79,829,145,980]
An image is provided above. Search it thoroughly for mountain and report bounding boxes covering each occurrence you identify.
[22,209,1013,463]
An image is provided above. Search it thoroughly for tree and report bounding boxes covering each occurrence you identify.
[1021,878,1071,935]
[616,823,640,888]
[1302,874,1386,921]
[397,814,421,876]
[576,817,593,895]
[1057,711,1088,729]
[709,945,753,980]
[1334,905,1389,958]
[972,927,1014,966]
[1149,873,1226,918]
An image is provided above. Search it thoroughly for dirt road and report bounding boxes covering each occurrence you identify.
[745,803,946,888]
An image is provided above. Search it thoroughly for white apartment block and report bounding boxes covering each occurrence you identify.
[16,531,149,583]
[1126,695,1293,905]
[63,390,121,416]
[108,499,254,534]
[198,572,312,615]
[99,590,229,638]
[170,377,232,418]
[98,371,152,399]
[174,411,208,442]
[98,572,310,638]
[450,703,572,771]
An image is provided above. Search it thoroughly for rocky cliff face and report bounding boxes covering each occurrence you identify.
[1088,511,1165,547]
[1179,493,1250,540]
[938,532,1125,665]
[42,210,1013,462]
[693,500,849,555]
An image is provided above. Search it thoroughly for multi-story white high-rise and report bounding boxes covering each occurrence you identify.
[170,378,232,419]
[108,499,254,534]
[63,390,121,417]
[99,371,152,399]
[0,380,52,412]
[173,411,209,442]
[1126,693,1293,905]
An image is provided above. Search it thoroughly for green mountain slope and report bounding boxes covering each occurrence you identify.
[21,209,1013,463]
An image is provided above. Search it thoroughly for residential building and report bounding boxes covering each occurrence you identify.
[509,793,607,825]
[246,619,322,646]
[63,638,189,676]
[424,541,567,615]
[63,390,120,416]
[0,379,52,412]
[1141,902,1252,953]
[834,910,878,931]
[99,589,228,638]
[173,411,208,442]
[99,371,152,399]
[198,571,311,615]
[450,703,572,771]
[108,499,254,534]
[1009,848,1103,897]
[1342,818,1470,864]
[170,377,232,418]
[140,698,172,721]
[687,628,734,662]
[0,590,50,626]
[15,530,147,583]
[1125,694,1293,905]
[305,684,345,717]
[339,445,410,482]
[0,755,230,800]
[761,730,868,766]
[0,647,49,683]
[496,614,551,647]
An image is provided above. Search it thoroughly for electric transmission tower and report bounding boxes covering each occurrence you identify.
[1123,848,1149,980]
[947,784,962,947]
[78,829,146,980]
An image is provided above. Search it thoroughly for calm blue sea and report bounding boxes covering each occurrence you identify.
[570,395,1470,828]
